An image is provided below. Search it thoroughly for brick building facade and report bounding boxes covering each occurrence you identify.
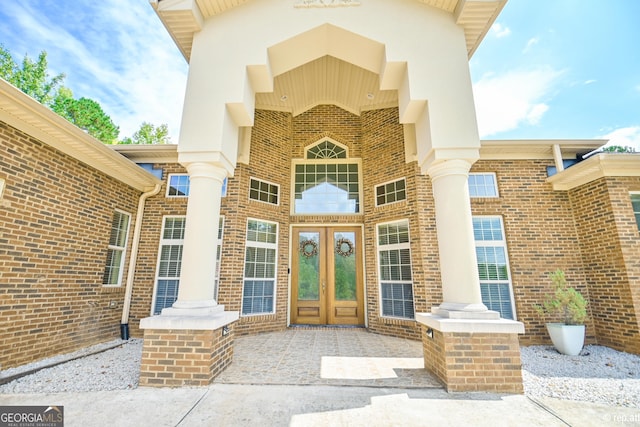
[1,0,639,390]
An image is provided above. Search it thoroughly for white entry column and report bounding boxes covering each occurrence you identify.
[427,159,490,317]
[169,161,226,312]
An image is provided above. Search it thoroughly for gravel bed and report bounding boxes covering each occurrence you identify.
[521,345,640,408]
[1,341,639,409]
[0,339,143,393]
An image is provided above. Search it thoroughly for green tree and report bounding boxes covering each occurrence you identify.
[51,90,120,144]
[601,145,636,153]
[1,44,120,144]
[0,44,64,105]
[120,122,171,145]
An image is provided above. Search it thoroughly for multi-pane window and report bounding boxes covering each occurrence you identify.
[153,216,225,314]
[377,220,415,319]
[167,174,190,197]
[375,178,407,206]
[249,178,279,205]
[306,140,347,159]
[473,216,515,319]
[631,193,640,231]
[153,216,186,314]
[242,219,278,315]
[167,174,228,198]
[293,162,360,214]
[468,173,498,198]
[102,210,131,286]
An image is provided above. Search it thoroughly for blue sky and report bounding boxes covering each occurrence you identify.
[0,0,638,149]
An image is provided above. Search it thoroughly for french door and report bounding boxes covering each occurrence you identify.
[290,226,364,325]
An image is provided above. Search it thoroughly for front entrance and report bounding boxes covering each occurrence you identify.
[290,226,364,325]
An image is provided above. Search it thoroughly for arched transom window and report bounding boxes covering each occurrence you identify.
[293,139,361,214]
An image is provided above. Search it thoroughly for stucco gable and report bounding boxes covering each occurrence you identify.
[151,0,506,60]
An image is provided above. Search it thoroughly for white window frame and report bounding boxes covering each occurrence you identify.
[305,137,349,159]
[376,219,415,320]
[473,215,516,319]
[102,209,131,287]
[150,215,186,315]
[241,218,278,316]
[291,158,363,215]
[249,177,280,206]
[631,192,640,231]
[374,177,407,207]
[468,172,499,198]
[166,173,190,197]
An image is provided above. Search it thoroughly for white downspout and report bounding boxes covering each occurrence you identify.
[120,183,162,339]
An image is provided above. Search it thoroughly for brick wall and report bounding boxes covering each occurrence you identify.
[128,163,188,337]
[470,160,595,345]
[0,121,140,369]
[139,325,234,387]
[124,108,640,356]
[422,326,524,393]
[569,176,640,354]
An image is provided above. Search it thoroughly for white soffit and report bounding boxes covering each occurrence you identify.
[480,140,605,160]
[0,79,160,192]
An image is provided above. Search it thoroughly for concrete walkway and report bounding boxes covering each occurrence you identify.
[1,328,638,426]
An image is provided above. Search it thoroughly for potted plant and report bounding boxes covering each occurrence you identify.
[534,269,588,356]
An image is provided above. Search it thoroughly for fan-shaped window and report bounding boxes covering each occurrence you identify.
[306,140,347,159]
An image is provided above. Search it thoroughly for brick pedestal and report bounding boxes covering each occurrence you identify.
[139,325,235,387]
[416,313,525,393]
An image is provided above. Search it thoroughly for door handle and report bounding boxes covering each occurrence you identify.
[322,280,326,294]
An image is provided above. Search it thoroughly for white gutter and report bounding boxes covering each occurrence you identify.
[120,183,162,337]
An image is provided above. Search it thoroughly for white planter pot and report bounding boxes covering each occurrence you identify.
[546,323,585,356]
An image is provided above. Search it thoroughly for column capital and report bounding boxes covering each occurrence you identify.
[178,150,235,176]
[426,159,473,181]
[183,161,228,183]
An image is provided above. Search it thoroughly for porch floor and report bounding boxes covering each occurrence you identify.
[214,327,442,388]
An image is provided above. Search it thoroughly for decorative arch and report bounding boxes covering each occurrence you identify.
[305,137,349,160]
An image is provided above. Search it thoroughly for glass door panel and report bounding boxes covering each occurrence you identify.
[333,231,356,301]
[298,232,320,301]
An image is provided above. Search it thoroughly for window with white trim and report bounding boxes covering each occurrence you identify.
[152,216,225,314]
[242,219,277,315]
[375,178,407,206]
[468,173,498,198]
[167,174,190,197]
[102,210,131,286]
[473,216,515,319]
[377,220,415,319]
[152,216,185,314]
[631,193,640,231]
[249,178,279,205]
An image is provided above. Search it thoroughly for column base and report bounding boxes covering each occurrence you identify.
[431,305,500,320]
[416,313,525,394]
[138,307,239,387]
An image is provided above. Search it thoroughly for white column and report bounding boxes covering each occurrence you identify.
[171,161,226,311]
[427,159,490,316]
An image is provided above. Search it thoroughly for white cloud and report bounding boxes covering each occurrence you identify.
[1,0,188,142]
[583,79,596,85]
[523,37,539,53]
[472,67,563,137]
[599,126,640,151]
[490,23,511,38]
